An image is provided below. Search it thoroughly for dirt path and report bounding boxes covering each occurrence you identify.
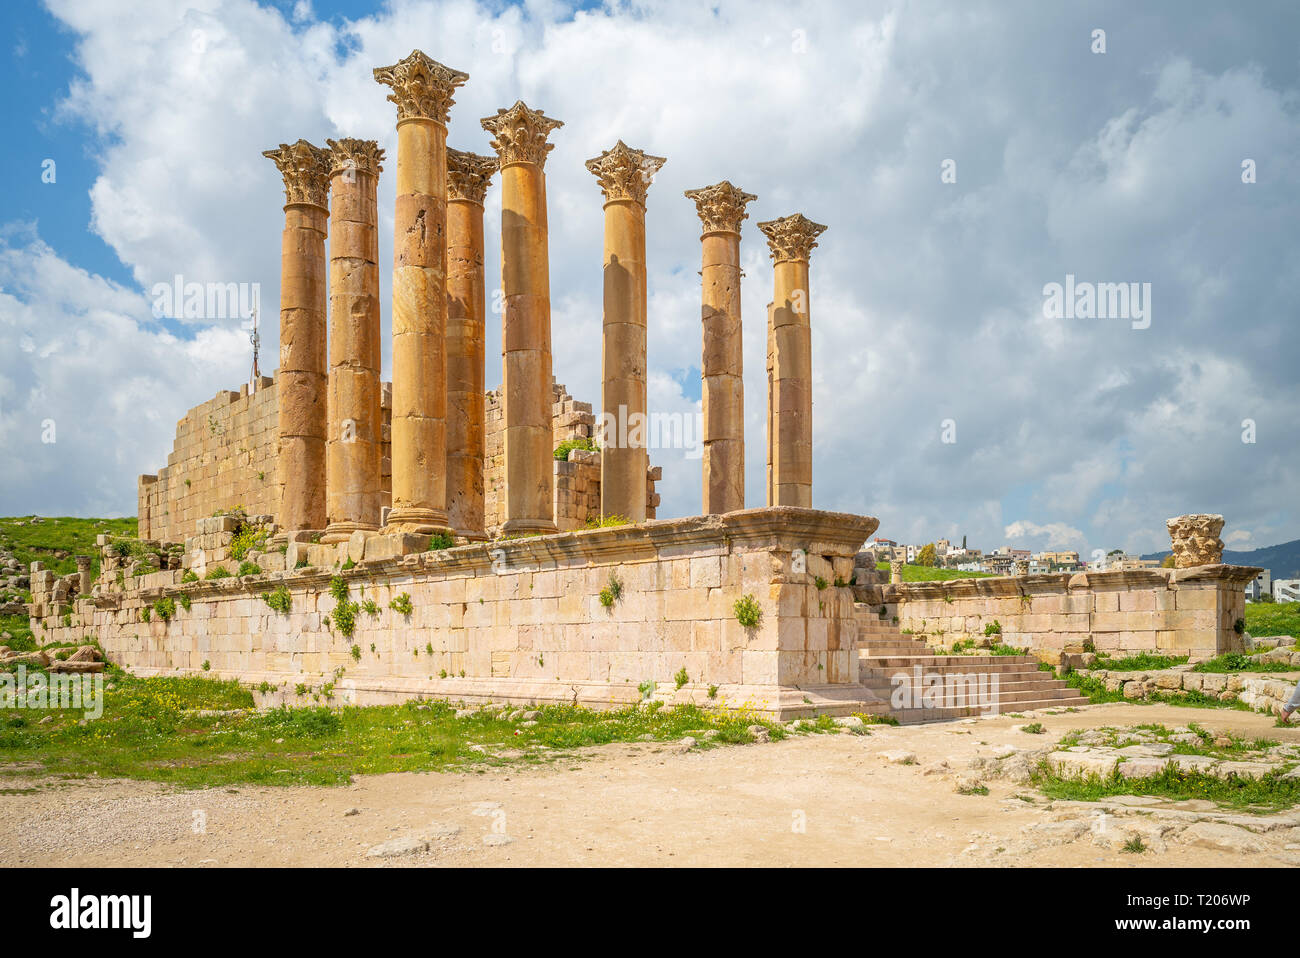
[3,703,1299,867]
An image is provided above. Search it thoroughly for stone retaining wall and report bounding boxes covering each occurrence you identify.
[892,566,1261,659]
[35,508,880,719]
[1079,665,1299,714]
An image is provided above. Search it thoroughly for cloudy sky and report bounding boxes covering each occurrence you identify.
[1,0,1296,558]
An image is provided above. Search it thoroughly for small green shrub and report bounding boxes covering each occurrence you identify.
[598,573,624,610]
[201,660,211,671]
[389,593,413,616]
[814,576,828,591]
[177,592,192,611]
[350,645,361,662]
[674,667,689,689]
[236,560,262,577]
[554,437,599,460]
[153,596,176,622]
[140,606,151,622]
[733,594,762,628]
[984,620,1002,636]
[428,532,454,551]
[181,570,199,583]
[361,599,380,617]
[585,514,629,529]
[204,567,231,580]
[263,586,292,614]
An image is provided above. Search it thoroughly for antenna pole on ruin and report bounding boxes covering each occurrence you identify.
[248,297,261,388]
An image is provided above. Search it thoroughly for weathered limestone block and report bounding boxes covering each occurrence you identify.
[1166,513,1225,568]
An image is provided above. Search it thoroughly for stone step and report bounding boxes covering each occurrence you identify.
[860,655,1041,669]
[886,696,1091,724]
[862,683,1084,704]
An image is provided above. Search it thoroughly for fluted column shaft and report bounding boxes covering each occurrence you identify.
[263,140,332,533]
[445,149,496,539]
[686,181,754,515]
[600,197,648,520]
[701,230,744,513]
[375,51,468,535]
[759,214,826,509]
[482,101,563,536]
[588,141,664,523]
[323,139,385,542]
[386,115,450,533]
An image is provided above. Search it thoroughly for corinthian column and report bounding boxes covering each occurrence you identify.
[685,181,756,515]
[263,139,332,533]
[586,140,666,523]
[757,213,826,508]
[445,149,497,540]
[481,101,563,536]
[322,138,385,543]
[373,51,468,535]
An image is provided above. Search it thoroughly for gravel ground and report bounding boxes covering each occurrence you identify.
[3,702,1299,867]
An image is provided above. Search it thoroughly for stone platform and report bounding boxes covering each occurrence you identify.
[39,507,893,720]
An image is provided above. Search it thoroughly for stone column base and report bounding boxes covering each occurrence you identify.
[320,520,380,545]
[501,517,557,537]
[384,508,452,537]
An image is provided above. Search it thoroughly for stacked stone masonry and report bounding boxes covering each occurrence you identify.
[889,565,1261,659]
[141,378,655,544]
[37,509,877,720]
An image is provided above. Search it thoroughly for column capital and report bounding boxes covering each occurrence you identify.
[757,213,827,263]
[326,138,385,177]
[447,148,498,204]
[373,50,468,124]
[262,139,332,208]
[684,180,757,235]
[480,100,564,168]
[584,140,666,209]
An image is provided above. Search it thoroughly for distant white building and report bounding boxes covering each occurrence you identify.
[1274,579,1300,603]
[1246,569,1272,602]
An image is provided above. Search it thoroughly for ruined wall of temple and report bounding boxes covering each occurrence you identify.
[140,376,657,543]
[483,381,660,537]
[138,375,393,544]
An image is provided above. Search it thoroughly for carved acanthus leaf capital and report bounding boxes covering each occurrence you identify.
[326,138,385,179]
[585,140,666,209]
[373,50,468,124]
[684,180,757,234]
[447,148,498,204]
[262,139,332,208]
[757,213,827,263]
[479,101,564,168]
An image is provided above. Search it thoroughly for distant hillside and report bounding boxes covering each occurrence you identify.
[1142,538,1300,579]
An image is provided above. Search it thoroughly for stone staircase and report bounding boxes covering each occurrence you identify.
[855,603,1090,724]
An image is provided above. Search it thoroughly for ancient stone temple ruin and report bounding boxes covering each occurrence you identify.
[25,51,1265,721]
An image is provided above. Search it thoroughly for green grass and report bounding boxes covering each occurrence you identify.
[875,562,991,582]
[1040,723,1298,809]
[1035,763,1300,810]
[1065,672,1253,711]
[0,670,791,789]
[1092,652,1190,671]
[1192,652,1297,674]
[1245,602,1300,640]
[0,515,136,586]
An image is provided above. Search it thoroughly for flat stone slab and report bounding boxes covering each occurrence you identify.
[1048,751,1119,778]
[365,836,430,858]
[1117,758,1170,779]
